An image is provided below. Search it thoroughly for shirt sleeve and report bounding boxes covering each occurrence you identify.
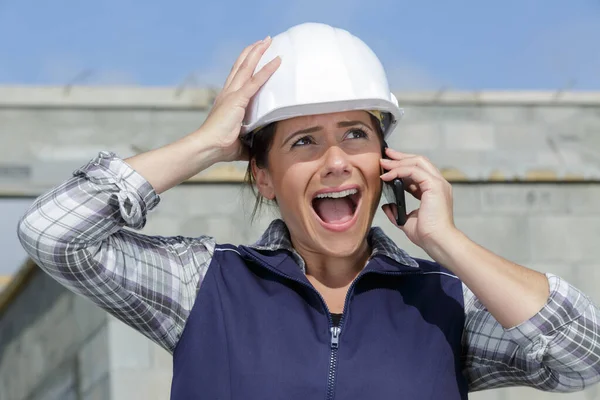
[461,273,600,393]
[17,151,215,353]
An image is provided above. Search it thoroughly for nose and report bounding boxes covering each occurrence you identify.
[320,146,351,180]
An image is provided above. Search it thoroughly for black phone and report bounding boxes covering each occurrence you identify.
[381,142,407,226]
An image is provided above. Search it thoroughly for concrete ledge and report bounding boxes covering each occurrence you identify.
[0,170,598,198]
[2,85,600,108]
[0,85,217,109]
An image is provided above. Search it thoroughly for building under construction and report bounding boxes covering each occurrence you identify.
[1,86,599,400]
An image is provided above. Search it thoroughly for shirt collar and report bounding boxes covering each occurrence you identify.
[248,219,419,272]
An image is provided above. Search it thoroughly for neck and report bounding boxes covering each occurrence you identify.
[292,238,371,289]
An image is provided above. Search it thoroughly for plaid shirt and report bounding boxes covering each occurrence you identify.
[17,152,600,393]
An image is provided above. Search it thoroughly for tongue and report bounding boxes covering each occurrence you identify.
[313,197,354,224]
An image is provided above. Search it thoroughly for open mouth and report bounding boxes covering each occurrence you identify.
[311,187,361,228]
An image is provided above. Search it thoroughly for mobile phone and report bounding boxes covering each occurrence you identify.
[381,142,407,226]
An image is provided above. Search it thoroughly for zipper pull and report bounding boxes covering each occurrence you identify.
[330,326,341,349]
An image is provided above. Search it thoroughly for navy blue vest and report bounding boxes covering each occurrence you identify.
[171,244,468,399]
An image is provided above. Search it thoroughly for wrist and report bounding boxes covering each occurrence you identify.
[422,228,471,268]
[181,130,227,167]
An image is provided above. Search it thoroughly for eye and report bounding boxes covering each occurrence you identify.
[291,136,315,148]
[345,128,368,140]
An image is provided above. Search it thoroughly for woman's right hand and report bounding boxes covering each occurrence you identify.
[125,37,279,194]
[195,37,281,162]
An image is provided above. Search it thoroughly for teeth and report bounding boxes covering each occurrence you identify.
[315,188,358,199]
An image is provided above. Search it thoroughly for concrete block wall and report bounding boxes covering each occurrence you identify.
[0,271,108,400]
[2,185,599,399]
[1,88,600,196]
[2,87,600,399]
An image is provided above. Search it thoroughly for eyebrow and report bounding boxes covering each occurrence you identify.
[281,120,372,147]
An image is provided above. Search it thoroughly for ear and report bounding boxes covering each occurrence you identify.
[251,159,276,200]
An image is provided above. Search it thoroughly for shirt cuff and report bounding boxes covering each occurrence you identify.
[506,273,592,358]
[73,151,161,229]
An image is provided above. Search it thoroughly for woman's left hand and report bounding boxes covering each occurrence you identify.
[379,147,459,251]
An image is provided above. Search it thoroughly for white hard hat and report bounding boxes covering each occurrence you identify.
[240,22,403,142]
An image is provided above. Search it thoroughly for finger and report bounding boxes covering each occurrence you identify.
[228,37,273,92]
[384,147,418,160]
[380,164,439,190]
[381,153,443,180]
[239,56,281,98]
[223,39,263,90]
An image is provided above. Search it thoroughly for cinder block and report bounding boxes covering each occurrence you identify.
[111,369,173,400]
[421,105,484,121]
[147,110,209,143]
[468,389,502,400]
[38,293,80,368]
[571,263,600,307]
[73,291,108,339]
[494,124,547,151]
[393,123,442,151]
[108,316,152,369]
[443,123,495,151]
[567,185,600,215]
[470,383,597,399]
[533,106,583,124]
[17,328,47,396]
[142,215,190,237]
[480,105,535,123]
[429,150,488,172]
[498,385,593,400]
[29,359,77,400]
[78,325,109,394]
[81,375,111,400]
[480,185,568,215]
[159,184,247,218]
[150,341,173,369]
[452,185,482,215]
[454,215,531,264]
[528,216,600,263]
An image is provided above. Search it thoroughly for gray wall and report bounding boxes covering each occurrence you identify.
[0,268,109,400]
[0,267,173,400]
[1,87,600,399]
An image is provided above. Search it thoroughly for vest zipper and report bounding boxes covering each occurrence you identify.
[327,326,341,400]
[239,249,423,400]
[324,267,423,399]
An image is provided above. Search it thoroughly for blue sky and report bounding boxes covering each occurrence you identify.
[0,0,599,90]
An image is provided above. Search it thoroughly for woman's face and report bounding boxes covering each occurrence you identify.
[253,110,383,257]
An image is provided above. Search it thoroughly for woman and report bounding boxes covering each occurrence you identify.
[17,23,600,399]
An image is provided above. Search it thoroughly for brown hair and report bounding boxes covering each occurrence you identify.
[244,122,278,221]
[244,114,384,222]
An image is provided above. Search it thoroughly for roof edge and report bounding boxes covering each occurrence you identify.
[1,85,600,108]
